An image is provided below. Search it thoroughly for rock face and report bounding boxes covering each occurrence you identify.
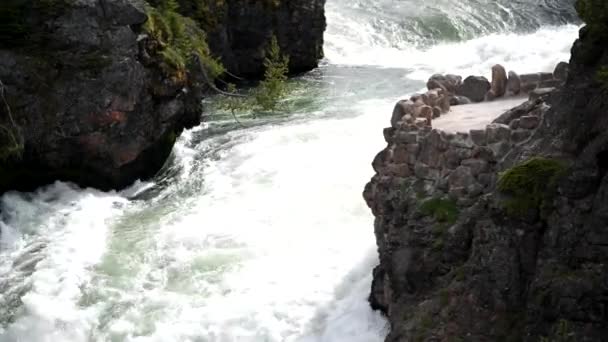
[203,0,327,78]
[364,8,608,341]
[0,0,327,192]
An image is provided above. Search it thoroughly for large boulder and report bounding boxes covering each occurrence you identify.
[507,70,522,96]
[553,61,570,81]
[456,76,491,102]
[486,64,508,100]
[427,74,462,94]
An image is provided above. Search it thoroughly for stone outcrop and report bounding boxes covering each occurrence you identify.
[195,0,327,78]
[364,4,608,340]
[433,63,569,106]
[0,0,326,193]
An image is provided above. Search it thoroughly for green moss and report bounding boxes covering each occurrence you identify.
[439,288,449,307]
[497,157,566,217]
[420,197,459,225]
[143,1,225,80]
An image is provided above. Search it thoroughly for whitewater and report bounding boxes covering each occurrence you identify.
[0,0,579,341]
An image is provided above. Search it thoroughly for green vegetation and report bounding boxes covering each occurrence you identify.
[216,35,290,119]
[576,0,608,36]
[254,35,290,112]
[497,157,566,217]
[419,197,459,225]
[143,0,224,79]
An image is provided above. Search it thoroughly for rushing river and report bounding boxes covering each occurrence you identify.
[0,0,580,341]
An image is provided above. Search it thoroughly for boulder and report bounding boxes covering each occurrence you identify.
[553,61,569,81]
[489,64,508,98]
[507,71,521,96]
[529,87,555,101]
[427,74,462,94]
[450,95,472,106]
[456,76,491,102]
[519,115,541,130]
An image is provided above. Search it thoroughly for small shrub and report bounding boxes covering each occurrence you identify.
[497,157,566,217]
[254,35,290,112]
[420,197,459,225]
[143,1,224,80]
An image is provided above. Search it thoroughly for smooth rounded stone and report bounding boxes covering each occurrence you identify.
[469,129,487,146]
[554,61,569,81]
[410,93,423,102]
[507,71,521,96]
[485,89,498,101]
[449,95,472,106]
[486,123,511,144]
[467,182,484,197]
[519,115,541,129]
[490,64,508,98]
[391,100,416,127]
[432,106,442,118]
[427,74,462,94]
[511,129,532,143]
[456,76,491,102]
[529,87,555,101]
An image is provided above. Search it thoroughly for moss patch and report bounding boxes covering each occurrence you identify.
[143,1,225,80]
[497,157,566,217]
[420,197,459,225]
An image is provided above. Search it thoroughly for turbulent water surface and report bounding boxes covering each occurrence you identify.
[0,0,579,341]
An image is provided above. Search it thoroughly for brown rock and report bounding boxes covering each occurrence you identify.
[490,64,508,98]
[507,71,521,96]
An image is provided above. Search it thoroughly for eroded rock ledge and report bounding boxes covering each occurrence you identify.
[363,15,608,341]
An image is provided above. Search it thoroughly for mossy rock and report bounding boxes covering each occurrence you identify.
[420,197,459,225]
[497,157,566,217]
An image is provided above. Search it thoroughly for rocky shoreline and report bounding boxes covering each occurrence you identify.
[364,2,608,340]
[0,0,326,193]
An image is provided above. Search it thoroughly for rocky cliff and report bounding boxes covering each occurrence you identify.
[0,0,326,193]
[166,0,327,78]
[363,1,608,341]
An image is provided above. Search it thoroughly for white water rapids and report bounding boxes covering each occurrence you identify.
[0,1,580,341]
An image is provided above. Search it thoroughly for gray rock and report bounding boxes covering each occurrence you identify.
[510,129,532,143]
[490,64,508,98]
[529,87,555,101]
[461,158,489,176]
[456,76,491,102]
[554,61,569,81]
[507,71,521,96]
[470,129,487,146]
[415,162,440,180]
[391,100,415,127]
[427,74,462,94]
[486,124,512,144]
[448,166,476,189]
[519,115,541,130]
[450,95,472,106]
